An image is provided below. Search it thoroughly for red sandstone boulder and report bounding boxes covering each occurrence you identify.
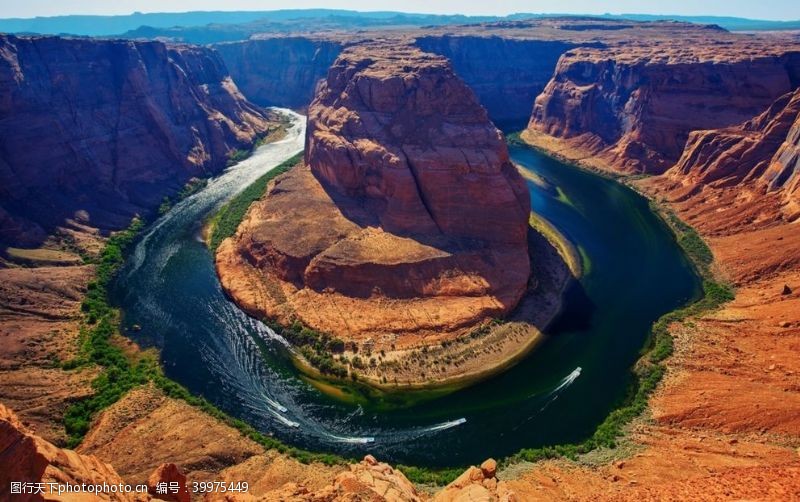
[147,463,190,502]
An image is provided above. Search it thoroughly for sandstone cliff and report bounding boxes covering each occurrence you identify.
[212,19,730,127]
[414,35,583,124]
[526,43,800,174]
[217,44,539,385]
[665,87,800,225]
[215,37,344,110]
[0,34,273,245]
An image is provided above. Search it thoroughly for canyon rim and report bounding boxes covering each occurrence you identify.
[0,9,799,502]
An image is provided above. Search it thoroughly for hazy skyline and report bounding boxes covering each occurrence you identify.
[2,0,800,21]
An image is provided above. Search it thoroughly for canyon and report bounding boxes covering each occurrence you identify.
[0,34,276,247]
[214,19,742,125]
[1,15,799,502]
[523,40,800,174]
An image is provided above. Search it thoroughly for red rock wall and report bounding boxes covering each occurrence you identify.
[305,44,531,246]
[528,47,800,173]
[415,35,586,124]
[668,87,800,219]
[0,34,272,245]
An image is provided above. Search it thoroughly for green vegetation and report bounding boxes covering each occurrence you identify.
[225,130,283,167]
[506,197,734,467]
[207,152,303,251]
[662,209,715,275]
[151,372,345,467]
[62,218,149,446]
[396,465,464,485]
[158,177,209,215]
[59,139,736,487]
[59,216,352,467]
[265,319,349,378]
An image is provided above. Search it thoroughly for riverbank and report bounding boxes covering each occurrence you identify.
[288,215,576,404]
[213,159,575,397]
[494,130,800,501]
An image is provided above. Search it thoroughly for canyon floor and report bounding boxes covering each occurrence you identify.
[1,137,798,500]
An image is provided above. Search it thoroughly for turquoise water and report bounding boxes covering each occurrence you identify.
[112,115,700,467]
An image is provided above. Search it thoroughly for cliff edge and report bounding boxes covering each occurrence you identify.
[216,44,568,389]
[0,34,275,246]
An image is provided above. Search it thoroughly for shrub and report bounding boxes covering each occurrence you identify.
[208,153,303,251]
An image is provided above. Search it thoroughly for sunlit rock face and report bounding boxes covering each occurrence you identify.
[528,44,800,174]
[218,43,532,345]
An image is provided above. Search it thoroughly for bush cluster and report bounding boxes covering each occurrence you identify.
[264,319,349,378]
[63,218,154,446]
[208,152,303,251]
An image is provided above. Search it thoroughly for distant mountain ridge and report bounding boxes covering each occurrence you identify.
[0,9,799,40]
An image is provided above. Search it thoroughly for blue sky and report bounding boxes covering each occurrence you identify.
[2,0,799,20]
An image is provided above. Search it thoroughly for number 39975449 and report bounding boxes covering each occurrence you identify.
[192,481,249,493]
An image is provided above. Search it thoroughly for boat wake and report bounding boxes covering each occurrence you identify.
[420,418,467,433]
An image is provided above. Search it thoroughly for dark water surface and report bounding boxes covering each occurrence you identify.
[112,113,700,467]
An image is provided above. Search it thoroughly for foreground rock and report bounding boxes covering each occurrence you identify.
[0,403,140,501]
[263,455,421,501]
[524,40,800,174]
[434,458,516,502]
[0,34,275,246]
[216,43,559,388]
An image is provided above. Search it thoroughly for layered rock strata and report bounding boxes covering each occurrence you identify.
[525,43,800,174]
[217,44,543,386]
[662,87,800,226]
[214,19,734,124]
[0,34,274,245]
[414,36,584,124]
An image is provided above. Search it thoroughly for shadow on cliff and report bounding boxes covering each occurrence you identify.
[507,224,593,334]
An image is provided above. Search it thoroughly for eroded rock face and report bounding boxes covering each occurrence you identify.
[0,34,273,245]
[306,44,530,245]
[0,403,136,501]
[215,37,344,109]
[415,36,583,124]
[218,44,531,347]
[671,88,800,212]
[527,44,800,174]
[649,87,800,230]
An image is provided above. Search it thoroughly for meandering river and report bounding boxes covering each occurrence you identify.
[112,110,700,467]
